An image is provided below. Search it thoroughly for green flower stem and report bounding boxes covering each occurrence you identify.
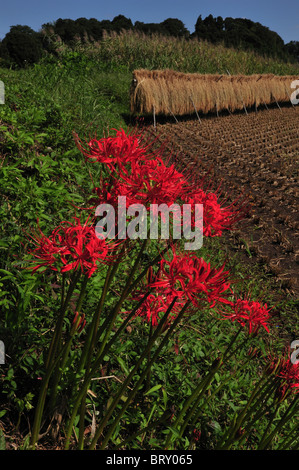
[92,238,176,359]
[177,357,254,447]
[66,240,180,449]
[48,273,90,412]
[230,381,280,449]
[258,394,299,450]
[256,397,281,446]
[86,297,179,449]
[217,372,278,449]
[126,240,174,296]
[186,375,233,437]
[93,239,149,360]
[92,300,191,450]
[75,273,90,312]
[76,240,149,448]
[145,321,153,393]
[29,332,79,448]
[76,262,116,374]
[45,270,81,370]
[73,298,179,450]
[164,357,223,449]
[277,420,299,450]
[84,241,129,361]
[76,265,115,450]
[30,270,81,449]
[163,325,244,449]
[77,288,152,449]
[65,296,159,448]
[44,272,66,370]
[221,327,251,363]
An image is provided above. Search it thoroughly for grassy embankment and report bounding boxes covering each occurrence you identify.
[0,31,298,450]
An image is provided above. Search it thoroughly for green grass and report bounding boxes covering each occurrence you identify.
[0,33,298,450]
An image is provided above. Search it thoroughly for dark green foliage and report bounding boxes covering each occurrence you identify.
[194,14,224,44]
[134,21,167,36]
[223,17,286,59]
[194,15,288,61]
[111,14,134,33]
[285,41,299,62]
[0,25,44,68]
[160,18,190,38]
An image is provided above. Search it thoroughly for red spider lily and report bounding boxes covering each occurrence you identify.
[91,177,143,209]
[74,127,168,172]
[183,187,247,237]
[121,158,189,207]
[73,128,147,170]
[277,358,299,396]
[221,298,271,334]
[25,223,63,273]
[88,159,190,240]
[148,248,231,308]
[266,352,299,401]
[133,291,185,327]
[90,157,189,210]
[26,217,117,277]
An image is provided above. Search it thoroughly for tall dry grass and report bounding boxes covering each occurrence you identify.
[68,30,299,76]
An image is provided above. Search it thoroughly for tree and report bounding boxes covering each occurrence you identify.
[194,14,223,43]
[54,18,78,43]
[111,15,133,33]
[134,21,166,36]
[160,18,190,38]
[0,25,44,67]
[285,41,299,62]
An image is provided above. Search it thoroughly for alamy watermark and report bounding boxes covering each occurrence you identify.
[291,80,299,105]
[95,197,203,251]
[291,340,299,365]
[0,81,4,104]
[0,340,4,365]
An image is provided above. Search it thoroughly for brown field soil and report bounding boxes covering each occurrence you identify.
[152,105,299,299]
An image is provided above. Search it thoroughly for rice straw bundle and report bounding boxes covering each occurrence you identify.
[130,69,298,116]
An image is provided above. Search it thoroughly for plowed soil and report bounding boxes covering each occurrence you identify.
[153,106,299,298]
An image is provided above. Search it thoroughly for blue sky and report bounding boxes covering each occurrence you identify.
[0,0,298,43]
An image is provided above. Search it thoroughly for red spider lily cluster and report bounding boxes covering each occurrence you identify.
[77,128,246,233]
[183,188,246,237]
[267,353,299,401]
[26,217,117,277]
[91,157,187,210]
[74,128,152,169]
[133,292,185,327]
[26,128,263,335]
[277,358,299,394]
[220,298,271,335]
[148,249,232,308]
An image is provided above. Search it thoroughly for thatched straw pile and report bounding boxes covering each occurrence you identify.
[130,69,297,116]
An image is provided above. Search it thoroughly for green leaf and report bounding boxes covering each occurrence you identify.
[144,384,162,396]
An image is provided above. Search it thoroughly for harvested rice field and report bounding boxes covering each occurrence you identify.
[153,105,299,298]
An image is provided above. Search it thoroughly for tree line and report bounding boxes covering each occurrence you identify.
[0,14,298,68]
